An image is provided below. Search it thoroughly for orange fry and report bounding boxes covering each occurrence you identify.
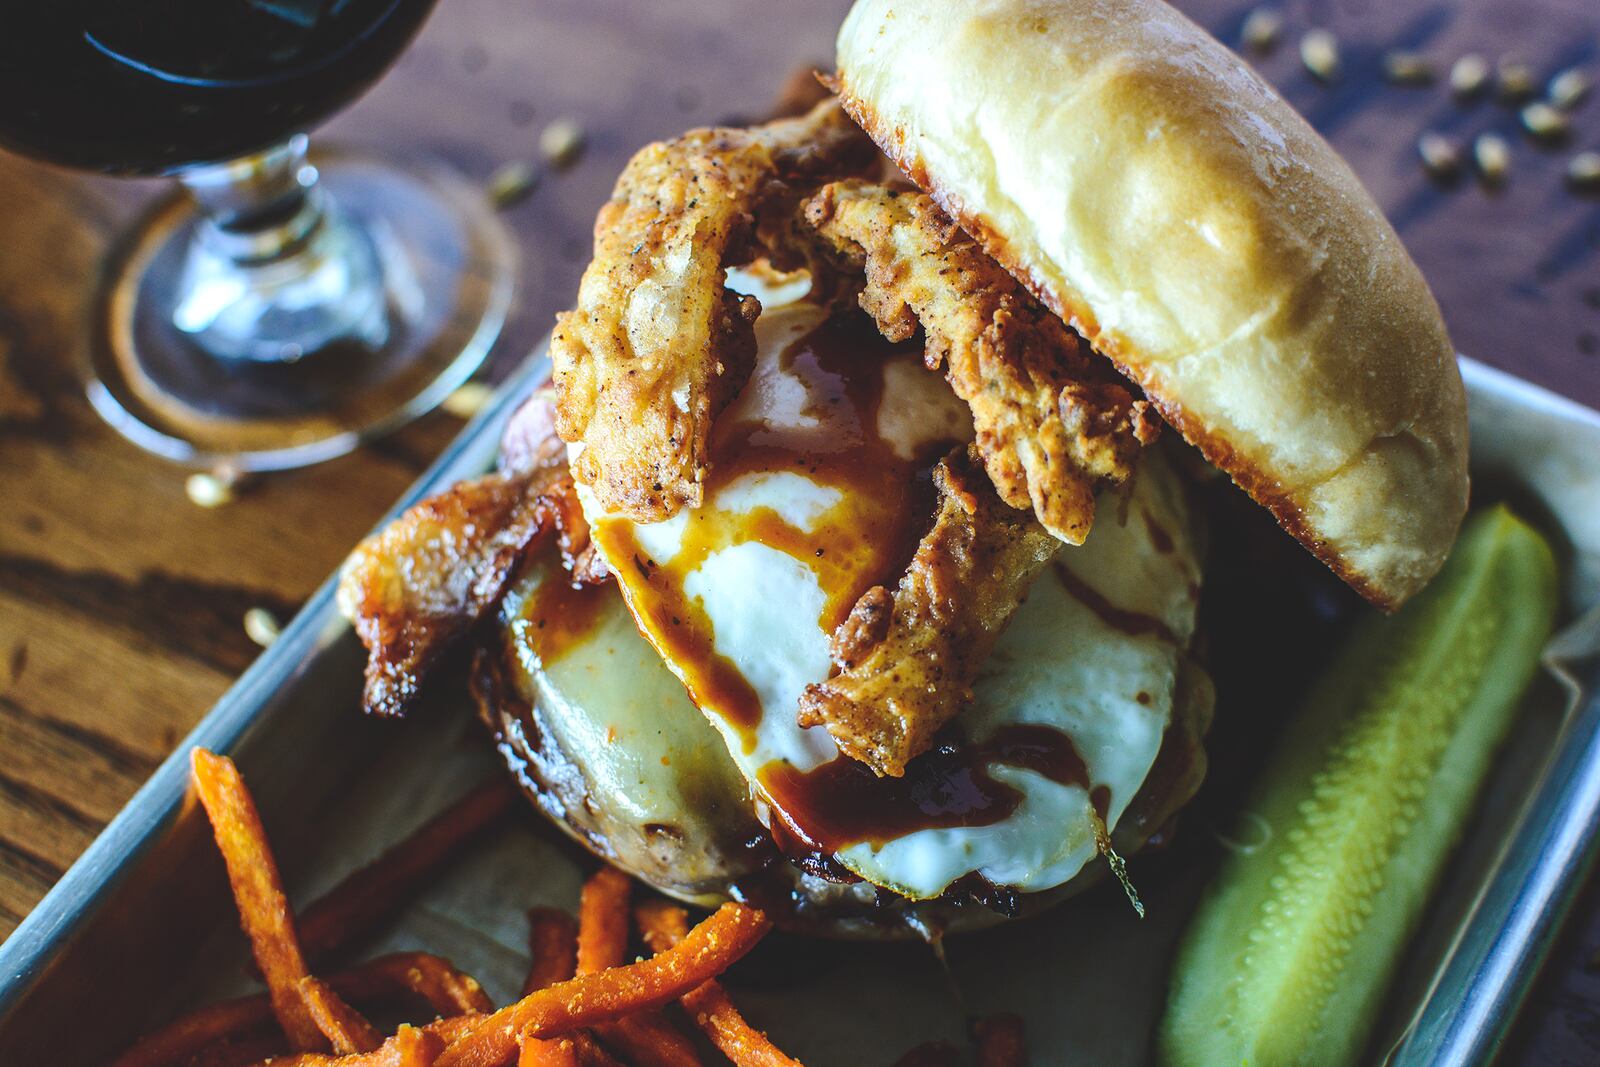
[184,1031,287,1067]
[577,871,703,1066]
[300,976,383,1054]
[434,902,772,1067]
[300,779,517,964]
[973,1013,1026,1067]
[576,867,632,973]
[575,1043,627,1067]
[594,1014,704,1067]
[111,995,281,1067]
[363,952,495,1016]
[637,900,802,1067]
[113,953,489,1067]
[191,748,323,1051]
[393,1025,448,1066]
[518,907,613,1067]
[670,981,787,1067]
[528,894,690,1067]
[523,908,580,997]
[518,1034,582,1067]
[244,1017,473,1067]
[430,1016,489,1044]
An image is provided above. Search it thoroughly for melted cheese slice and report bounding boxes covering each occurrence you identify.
[576,286,1204,900]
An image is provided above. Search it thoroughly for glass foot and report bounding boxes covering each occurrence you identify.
[87,145,515,471]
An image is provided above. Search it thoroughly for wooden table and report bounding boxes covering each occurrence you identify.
[0,0,1595,1061]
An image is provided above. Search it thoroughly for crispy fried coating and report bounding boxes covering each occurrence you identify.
[497,385,568,478]
[551,100,876,522]
[803,179,1161,544]
[797,447,1060,777]
[338,467,573,718]
[338,392,591,718]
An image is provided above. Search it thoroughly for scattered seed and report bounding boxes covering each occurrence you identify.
[1549,67,1591,111]
[1383,50,1435,86]
[1569,151,1600,193]
[1300,29,1340,82]
[441,381,494,419]
[185,463,247,508]
[1496,57,1537,103]
[185,472,232,508]
[487,160,539,209]
[540,119,586,169]
[1521,101,1570,141]
[244,607,282,649]
[1418,132,1463,180]
[1241,8,1282,53]
[1450,54,1490,100]
[1473,133,1511,185]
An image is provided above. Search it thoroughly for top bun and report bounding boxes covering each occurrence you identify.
[834,0,1469,609]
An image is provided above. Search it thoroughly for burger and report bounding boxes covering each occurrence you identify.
[337,0,1468,937]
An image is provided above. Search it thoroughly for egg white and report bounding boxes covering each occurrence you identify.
[561,279,1204,900]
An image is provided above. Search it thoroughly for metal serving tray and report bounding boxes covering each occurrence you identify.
[0,351,1596,1066]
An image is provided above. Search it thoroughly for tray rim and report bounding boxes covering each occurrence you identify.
[2,355,1597,1062]
[0,344,550,1013]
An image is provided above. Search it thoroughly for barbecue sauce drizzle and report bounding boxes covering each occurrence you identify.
[505,567,610,668]
[592,313,938,737]
[590,311,1123,859]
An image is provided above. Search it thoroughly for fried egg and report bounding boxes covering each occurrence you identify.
[552,277,1206,901]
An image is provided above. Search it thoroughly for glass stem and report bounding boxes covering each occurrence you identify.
[172,135,389,364]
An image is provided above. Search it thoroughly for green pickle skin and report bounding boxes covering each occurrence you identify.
[1158,506,1559,1067]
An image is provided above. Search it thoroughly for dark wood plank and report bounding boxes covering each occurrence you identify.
[0,0,1594,1060]
[1191,0,1600,410]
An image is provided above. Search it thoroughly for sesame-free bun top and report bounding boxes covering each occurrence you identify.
[834,0,1469,609]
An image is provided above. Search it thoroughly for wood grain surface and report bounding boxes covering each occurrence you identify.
[0,0,1596,1062]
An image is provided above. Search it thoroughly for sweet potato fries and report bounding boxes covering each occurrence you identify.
[114,751,790,1067]
[115,750,1026,1065]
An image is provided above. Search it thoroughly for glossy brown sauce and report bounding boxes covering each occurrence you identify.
[593,312,961,739]
[1142,505,1175,555]
[1052,561,1179,645]
[758,723,1092,852]
[505,567,610,667]
[599,539,768,735]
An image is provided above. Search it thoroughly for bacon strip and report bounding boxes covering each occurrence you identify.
[337,390,598,718]
[797,448,1059,776]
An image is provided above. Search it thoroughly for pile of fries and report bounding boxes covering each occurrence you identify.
[111,750,1025,1067]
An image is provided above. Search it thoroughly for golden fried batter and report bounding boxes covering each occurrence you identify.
[796,447,1060,777]
[339,392,591,718]
[551,101,876,522]
[803,180,1161,544]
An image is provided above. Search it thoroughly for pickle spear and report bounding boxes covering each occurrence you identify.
[1159,505,1558,1067]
